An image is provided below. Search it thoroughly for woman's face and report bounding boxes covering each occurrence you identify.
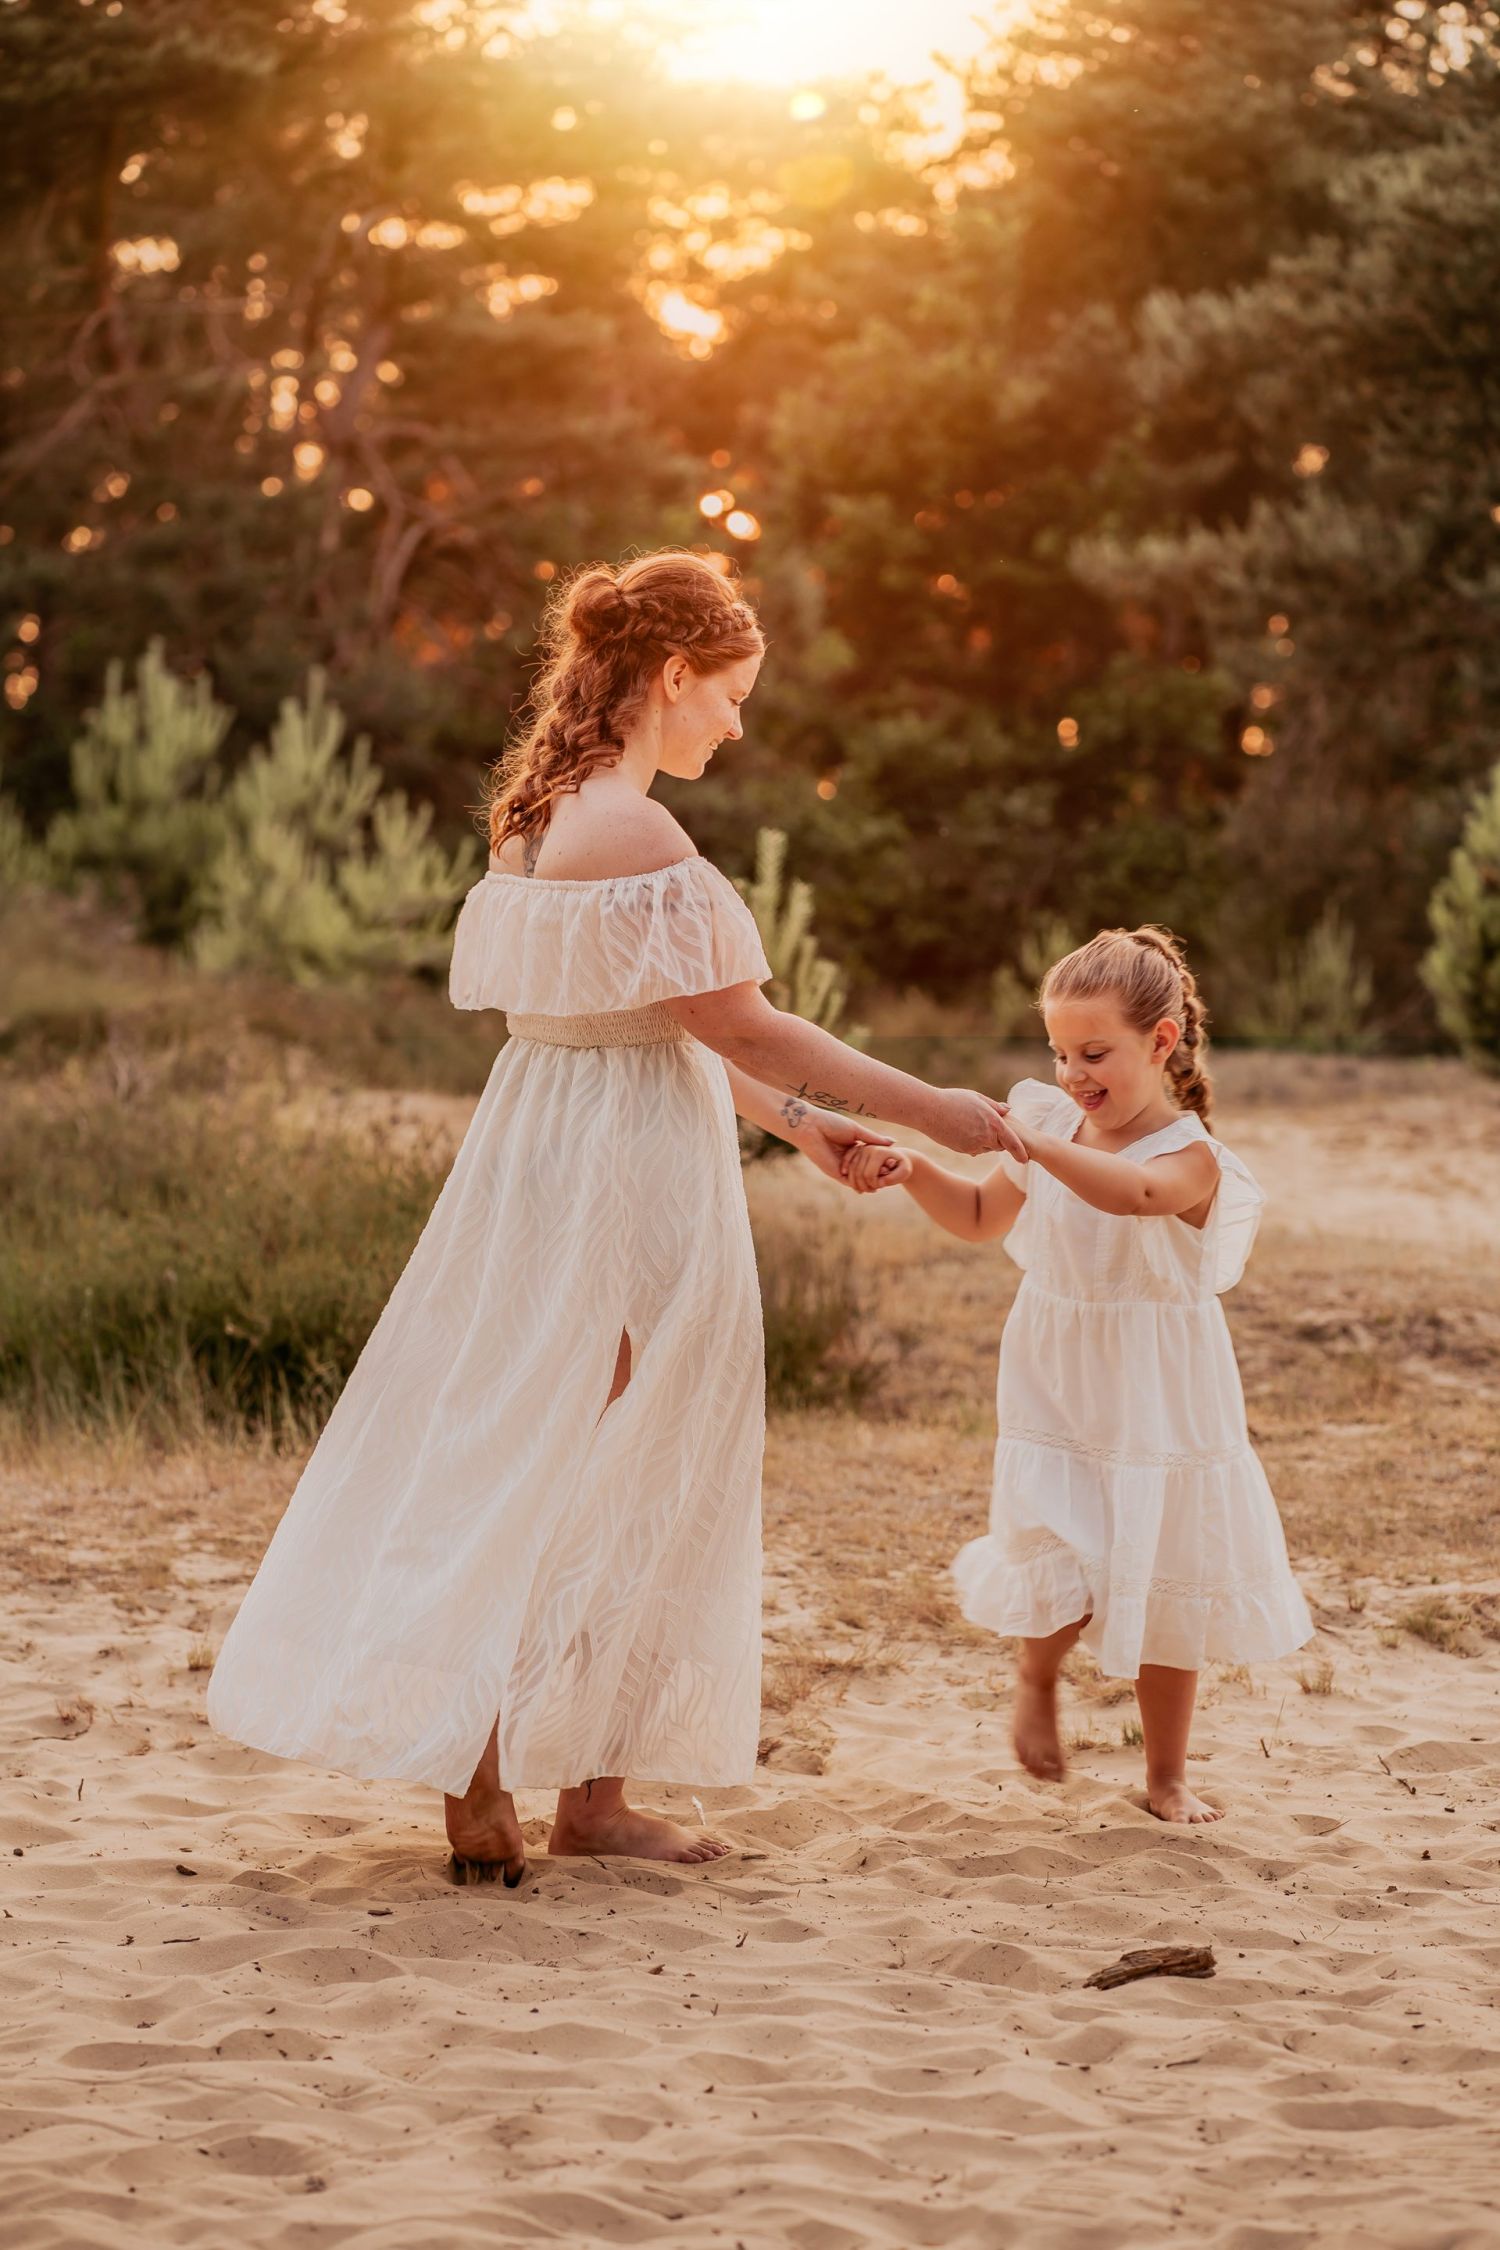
[1043,995,1180,1128]
[656,649,763,780]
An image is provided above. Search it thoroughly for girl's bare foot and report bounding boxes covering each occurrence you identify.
[550,1779,731,1864]
[1012,1617,1089,1783]
[1147,1779,1223,1825]
[1013,1672,1066,1782]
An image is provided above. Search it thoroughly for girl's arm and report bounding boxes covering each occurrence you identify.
[1019,1128,1220,1219]
[844,1146,1026,1244]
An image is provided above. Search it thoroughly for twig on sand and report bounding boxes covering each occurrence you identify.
[1377,1753,1417,1797]
[1084,1945,1216,1990]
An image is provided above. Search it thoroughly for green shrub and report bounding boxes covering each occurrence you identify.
[991,915,1078,1039]
[192,669,479,983]
[1423,761,1500,1074]
[45,642,231,944]
[45,645,478,981]
[0,1081,445,1441]
[1240,908,1376,1052]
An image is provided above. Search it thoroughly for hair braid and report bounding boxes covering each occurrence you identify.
[484,551,763,853]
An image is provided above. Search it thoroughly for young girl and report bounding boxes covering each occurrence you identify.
[842,926,1312,1824]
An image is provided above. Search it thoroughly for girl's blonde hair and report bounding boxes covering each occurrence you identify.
[484,550,763,853]
[1040,925,1214,1128]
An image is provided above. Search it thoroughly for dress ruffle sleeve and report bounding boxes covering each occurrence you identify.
[448,856,773,1016]
[1000,1078,1078,1180]
[1133,1117,1266,1296]
[1202,1139,1264,1293]
[999,1079,1078,1267]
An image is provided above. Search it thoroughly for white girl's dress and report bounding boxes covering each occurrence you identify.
[954,1079,1311,1676]
[208,857,772,1795]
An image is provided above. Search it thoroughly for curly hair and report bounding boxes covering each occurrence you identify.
[1039,924,1214,1128]
[484,551,763,854]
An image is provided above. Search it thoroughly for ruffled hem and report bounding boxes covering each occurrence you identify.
[448,856,772,1016]
[954,1532,1312,1678]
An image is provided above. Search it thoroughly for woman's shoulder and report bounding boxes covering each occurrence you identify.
[489,794,697,882]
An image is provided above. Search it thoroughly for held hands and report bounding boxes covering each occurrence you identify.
[840,1143,914,1195]
[932,1088,1029,1163]
[789,1108,894,1185]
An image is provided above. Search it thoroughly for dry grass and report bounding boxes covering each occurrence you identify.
[1395,1594,1499,1656]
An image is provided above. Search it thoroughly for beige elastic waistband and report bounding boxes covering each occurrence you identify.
[505,1002,689,1049]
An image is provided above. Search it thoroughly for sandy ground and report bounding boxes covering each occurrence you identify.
[5,1561,1500,2250]
[4,1061,1499,2248]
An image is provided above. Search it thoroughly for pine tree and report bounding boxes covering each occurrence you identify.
[1423,761,1500,1074]
[192,670,480,983]
[1241,911,1376,1053]
[46,641,232,944]
[992,917,1078,1041]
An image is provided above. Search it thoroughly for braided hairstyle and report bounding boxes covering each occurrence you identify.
[485,550,763,853]
[1039,924,1214,1128]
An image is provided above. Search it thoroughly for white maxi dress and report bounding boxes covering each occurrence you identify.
[953,1078,1312,1677]
[208,855,773,1795]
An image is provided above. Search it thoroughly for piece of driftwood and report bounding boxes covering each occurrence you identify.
[1083,1944,1216,1990]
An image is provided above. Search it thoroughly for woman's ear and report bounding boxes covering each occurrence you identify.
[660,653,691,704]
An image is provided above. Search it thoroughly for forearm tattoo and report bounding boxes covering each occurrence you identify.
[782,1079,874,1119]
[779,1096,811,1130]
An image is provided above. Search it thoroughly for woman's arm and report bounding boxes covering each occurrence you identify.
[668,982,1023,1159]
[1019,1129,1220,1220]
[723,1061,893,1181]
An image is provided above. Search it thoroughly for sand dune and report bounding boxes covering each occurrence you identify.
[5,1550,1500,2250]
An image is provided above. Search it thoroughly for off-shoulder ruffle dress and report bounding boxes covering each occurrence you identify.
[953,1079,1312,1677]
[208,856,773,1794]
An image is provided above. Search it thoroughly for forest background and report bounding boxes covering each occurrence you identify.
[3,0,1500,1047]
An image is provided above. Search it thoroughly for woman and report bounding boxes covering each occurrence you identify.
[207,550,1021,1883]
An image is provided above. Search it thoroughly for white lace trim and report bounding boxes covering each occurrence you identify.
[1007,1532,1296,1606]
[1021,1279,1219,1312]
[997,1424,1251,1473]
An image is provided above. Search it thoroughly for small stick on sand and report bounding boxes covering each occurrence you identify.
[1083,1944,1216,1990]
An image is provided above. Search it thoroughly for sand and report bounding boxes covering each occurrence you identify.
[5,1562,1500,2248]
[4,1065,1500,2247]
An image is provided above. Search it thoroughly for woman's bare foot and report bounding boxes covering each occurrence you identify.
[445,1721,528,1884]
[550,1779,732,1864]
[1012,1671,1066,1782]
[1147,1778,1223,1825]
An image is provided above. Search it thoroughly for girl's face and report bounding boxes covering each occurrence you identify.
[656,649,763,780]
[1043,995,1180,1127]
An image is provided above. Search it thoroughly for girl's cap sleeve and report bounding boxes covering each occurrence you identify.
[448,857,772,1016]
[1205,1138,1265,1293]
[1133,1122,1265,1294]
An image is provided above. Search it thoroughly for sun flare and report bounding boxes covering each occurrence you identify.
[671,0,1005,89]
